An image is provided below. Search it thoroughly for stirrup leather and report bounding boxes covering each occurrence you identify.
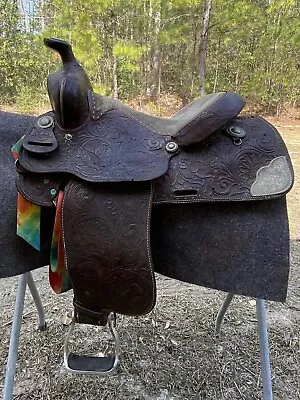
[63,312,120,375]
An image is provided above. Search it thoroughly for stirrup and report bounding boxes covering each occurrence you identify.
[63,312,120,375]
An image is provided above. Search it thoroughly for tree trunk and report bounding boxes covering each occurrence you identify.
[40,0,45,31]
[146,0,153,97]
[113,54,118,99]
[213,60,219,92]
[18,0,30,31]
[199,0,211,96]
[112,20,118,99]
[147,0,161,102]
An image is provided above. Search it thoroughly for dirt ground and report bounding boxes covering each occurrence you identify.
[0,118,299,400]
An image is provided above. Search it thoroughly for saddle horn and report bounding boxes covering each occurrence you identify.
[44,38,93,129]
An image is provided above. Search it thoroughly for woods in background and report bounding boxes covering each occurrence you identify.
[0,0,299,115]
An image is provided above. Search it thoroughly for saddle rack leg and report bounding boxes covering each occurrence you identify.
[214,292,235,334]
[256,299,273,400]
[2,272,46,400]
[26,272,47,331]
[215,293,273,400]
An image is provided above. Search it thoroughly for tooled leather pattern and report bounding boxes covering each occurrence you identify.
[17,115,292,208]
[153,116,293,203]
[62,180,156,319]
[19,109,171,182]
[16,173,61,207]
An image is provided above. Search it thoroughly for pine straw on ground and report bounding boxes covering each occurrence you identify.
[0,241,299,400]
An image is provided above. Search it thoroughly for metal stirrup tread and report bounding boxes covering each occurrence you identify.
[63,312,120,375]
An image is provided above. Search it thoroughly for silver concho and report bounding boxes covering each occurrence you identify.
[50,188,57,197]
[64,133,73,141]
[227,125,246,145]
[165,141,179,153]
[37,115,54,129]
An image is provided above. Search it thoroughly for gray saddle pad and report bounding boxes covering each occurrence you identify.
[0,111,48,278]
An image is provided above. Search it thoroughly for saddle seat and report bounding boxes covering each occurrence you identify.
[90,90,246,146]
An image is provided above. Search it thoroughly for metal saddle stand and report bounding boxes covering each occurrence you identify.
[3,272,274,400]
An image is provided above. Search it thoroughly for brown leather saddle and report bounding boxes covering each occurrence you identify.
[15,38,294,374]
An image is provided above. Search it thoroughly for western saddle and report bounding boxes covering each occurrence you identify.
[13,38,293,374]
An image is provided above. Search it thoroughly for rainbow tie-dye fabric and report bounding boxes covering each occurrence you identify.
[17,194,41,250]
[12,138,72,294]
[49,191,72,293]
[12,137,41,250]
